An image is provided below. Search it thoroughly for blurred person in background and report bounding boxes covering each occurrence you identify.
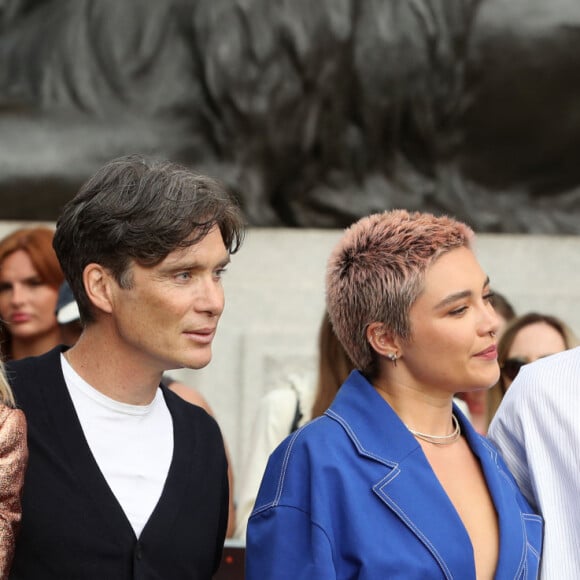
[0,227,64,361]
[0,357,27,578]
[235,310,354,539]
[490,291,516,335]
[487,311,577,423]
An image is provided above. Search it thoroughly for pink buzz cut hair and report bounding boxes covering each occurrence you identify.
[326,209,475,377]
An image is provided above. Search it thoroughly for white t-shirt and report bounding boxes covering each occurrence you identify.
[61,354,174,538]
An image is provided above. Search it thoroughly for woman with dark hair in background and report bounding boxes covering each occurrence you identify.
[0,227,64,360]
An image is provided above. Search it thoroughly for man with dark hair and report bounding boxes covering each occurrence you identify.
[7,155,245,579]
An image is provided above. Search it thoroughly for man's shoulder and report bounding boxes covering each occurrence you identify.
[517,346,580,395]
[162,385,221,432]
[6,348,66,416]
[534,345,580,371]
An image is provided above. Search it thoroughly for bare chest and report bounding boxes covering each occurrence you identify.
[421,439,499,580]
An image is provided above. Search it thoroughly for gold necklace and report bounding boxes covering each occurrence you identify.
[405,414,461,445]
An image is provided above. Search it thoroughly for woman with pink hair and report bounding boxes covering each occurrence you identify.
[247,210,542,579]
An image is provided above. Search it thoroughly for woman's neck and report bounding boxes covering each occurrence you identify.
[373,375,456,436]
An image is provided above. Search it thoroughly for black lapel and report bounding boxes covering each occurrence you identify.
[33,347,136,544]
[139,386,195,542]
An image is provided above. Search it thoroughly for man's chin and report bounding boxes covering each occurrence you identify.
[171,355,213,371]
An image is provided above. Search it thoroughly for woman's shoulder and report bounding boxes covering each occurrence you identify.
[0,405,26,446]
[273,413,342,464]
[0,405,24,425]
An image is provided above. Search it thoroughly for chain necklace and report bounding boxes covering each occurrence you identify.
[405,414,461,445]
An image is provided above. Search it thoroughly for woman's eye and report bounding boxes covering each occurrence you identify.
[449,306,468,316]
[484,292,495,304]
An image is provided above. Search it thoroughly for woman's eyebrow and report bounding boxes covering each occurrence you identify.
[433,277,490,310]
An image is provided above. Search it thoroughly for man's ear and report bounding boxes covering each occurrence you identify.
[83,263,115,315]
[366,322,400,358]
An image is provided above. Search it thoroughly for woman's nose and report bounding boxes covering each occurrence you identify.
[9,283,26,305]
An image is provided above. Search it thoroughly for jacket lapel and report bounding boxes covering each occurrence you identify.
[328,372,475,580]
[45,353,198,546]
[462,420,528,577]
[139,387,194,542]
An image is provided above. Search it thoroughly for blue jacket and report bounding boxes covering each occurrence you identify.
[247,371,542,579]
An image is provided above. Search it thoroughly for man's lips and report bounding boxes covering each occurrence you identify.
[474,344,497,359]
[184,328,216,344]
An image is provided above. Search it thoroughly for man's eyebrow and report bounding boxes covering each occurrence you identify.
[433,276,490,310]
[161,253,231,272]
[217,255,231,268]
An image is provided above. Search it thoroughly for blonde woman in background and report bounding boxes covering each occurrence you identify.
[0,358,27,579]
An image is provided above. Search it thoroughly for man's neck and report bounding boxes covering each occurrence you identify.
[65,332,163,406]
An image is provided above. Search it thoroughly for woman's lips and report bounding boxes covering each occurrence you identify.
[10,312,31,324]
[474,345,498,360]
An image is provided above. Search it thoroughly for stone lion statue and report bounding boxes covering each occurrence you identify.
[1,0,579,232]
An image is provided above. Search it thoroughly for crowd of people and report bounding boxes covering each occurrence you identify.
[0,154,577,578]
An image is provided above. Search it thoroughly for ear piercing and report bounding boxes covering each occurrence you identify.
[387,353,398,366]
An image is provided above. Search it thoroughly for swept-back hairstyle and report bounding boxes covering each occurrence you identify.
[53,154,245,324]
[0,227,64,358]
[310,310,355,418]
[326,209,474,376]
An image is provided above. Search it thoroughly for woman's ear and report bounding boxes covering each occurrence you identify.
[366,322,399,358]
[83,263,115,315]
